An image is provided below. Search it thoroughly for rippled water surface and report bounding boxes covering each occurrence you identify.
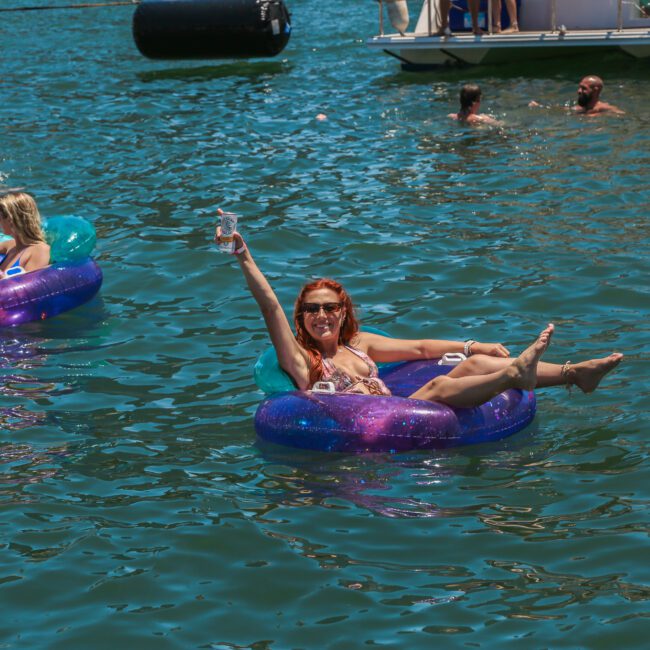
[1,1,649,648]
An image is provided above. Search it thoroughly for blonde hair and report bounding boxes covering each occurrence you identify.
[0,191,46,244]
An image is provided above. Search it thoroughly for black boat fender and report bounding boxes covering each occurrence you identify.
[133,0,292,60]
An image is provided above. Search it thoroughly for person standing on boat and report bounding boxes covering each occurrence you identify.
[573,76,625,116]
[492,0,518,33]
[435,0,483,36]
[448,84,502,126]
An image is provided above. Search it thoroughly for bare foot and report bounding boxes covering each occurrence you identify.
[432,28,452,37]
[508,324,554,390]
[473,28,485,36]
[501,25,519,34]
[568,353,624,393]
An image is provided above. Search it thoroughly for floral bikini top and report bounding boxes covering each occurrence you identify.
[319,345,391,396]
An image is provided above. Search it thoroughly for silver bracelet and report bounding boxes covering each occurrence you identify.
[464,339,476,357]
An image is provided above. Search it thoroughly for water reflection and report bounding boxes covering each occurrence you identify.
[0,441,68,500]
[380,52,650,87]
[137,60,291,83]
[255,432,545,520]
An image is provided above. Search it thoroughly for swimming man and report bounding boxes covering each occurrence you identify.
[529,75,625,116]
[573,75,625,116]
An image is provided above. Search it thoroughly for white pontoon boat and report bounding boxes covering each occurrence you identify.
[367,0,650,69]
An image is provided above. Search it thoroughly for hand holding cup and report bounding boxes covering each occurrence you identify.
[214,208,245,253]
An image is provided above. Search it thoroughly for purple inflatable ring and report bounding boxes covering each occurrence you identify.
[0,258,102,327]
[254,359,536,452]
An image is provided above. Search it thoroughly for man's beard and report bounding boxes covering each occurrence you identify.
[577,93,592,108]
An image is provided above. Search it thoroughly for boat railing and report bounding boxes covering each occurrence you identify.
[375,0,639,38]
[544,0,631,33]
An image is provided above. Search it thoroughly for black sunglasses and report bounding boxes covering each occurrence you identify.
[301,302,343,315]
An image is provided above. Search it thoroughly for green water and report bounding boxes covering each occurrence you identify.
[1,1,648,648]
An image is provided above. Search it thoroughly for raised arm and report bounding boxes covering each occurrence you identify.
[214,217,311,390]
[356,331,510,364]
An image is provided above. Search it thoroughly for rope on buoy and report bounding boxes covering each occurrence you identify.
[0,1,139,12]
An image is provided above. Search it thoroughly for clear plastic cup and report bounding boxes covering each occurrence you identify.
[219,212,238,253]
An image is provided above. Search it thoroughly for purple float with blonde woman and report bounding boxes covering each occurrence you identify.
[215,213,623,452]
[0,189,102,327]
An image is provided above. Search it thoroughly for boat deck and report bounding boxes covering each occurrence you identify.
[367,28,650,67]
[370,28,650,48]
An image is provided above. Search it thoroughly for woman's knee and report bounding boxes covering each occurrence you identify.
[452,354,488,376]
[453,353,507,377]
[419,375,452,401]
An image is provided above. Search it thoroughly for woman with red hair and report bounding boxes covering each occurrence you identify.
[216,218,622,408]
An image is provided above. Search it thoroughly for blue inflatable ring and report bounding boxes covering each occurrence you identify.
[254,348,536,453]
[0,215,102,327]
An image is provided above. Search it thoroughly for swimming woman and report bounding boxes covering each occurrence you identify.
[0,190,50,279]
[215,215,622,408]
[449,84,502,127]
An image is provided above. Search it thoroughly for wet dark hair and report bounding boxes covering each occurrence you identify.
[460,83,482,111]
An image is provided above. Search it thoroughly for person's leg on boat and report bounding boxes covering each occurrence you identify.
[492,0,519,33]
[433,0,452,37]
[468,0,484,35]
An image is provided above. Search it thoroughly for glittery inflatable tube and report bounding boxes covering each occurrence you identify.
[0,258,103,327]
[254,359,536,452]
[0,215,102,327]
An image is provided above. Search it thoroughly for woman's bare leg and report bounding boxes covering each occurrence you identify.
[410,324,553,408]
[563,354,624,393]
[502,0,519,33]
[468,0,484,34]
[492,0,502,32]
[448,346,623,393]
[433,0,451,36]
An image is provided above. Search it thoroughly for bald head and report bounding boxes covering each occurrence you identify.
[582,75,603,91]
[577,75,604,109]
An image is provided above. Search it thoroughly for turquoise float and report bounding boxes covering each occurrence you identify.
[0,215,102,327]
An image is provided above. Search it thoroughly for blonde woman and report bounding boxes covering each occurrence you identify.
[0,190,50,279]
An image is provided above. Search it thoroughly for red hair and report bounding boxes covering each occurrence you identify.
[293,278,360,387]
